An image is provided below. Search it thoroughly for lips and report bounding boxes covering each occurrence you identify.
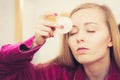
[76,47,89,54]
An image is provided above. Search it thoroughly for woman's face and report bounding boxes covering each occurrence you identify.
[68,8,112,64]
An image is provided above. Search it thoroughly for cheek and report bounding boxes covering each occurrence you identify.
[68,37,76,50]
[90,36,111,50]
[68,38,73,48]
[90,38,110,59]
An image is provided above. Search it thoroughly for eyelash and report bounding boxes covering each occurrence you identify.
[69,30,96,36]
[87,30,96,33]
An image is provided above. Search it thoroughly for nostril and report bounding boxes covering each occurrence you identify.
[76,35,85,43]
[77,39,84,43]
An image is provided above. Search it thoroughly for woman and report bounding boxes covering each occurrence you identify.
[0,3,120,80]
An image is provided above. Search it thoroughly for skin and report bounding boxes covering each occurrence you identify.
[68,8,112,80]
[32,13,63,48]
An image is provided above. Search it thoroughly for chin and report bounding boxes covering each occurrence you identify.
[77,58,95,65]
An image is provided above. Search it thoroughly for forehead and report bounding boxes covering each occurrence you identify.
[71,8,106,23]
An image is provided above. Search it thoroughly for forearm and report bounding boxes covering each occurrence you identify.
[0,36,45,64]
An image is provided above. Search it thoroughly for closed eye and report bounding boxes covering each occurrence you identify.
[87,30,96,33]
[69,25,78,36]
[85,22,98,33]
[69,31,77,36]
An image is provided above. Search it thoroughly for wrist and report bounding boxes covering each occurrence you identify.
[32,36,45,48]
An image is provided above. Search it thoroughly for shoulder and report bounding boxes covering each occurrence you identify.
[34,63,75,73]
[34,63,75,80]
[109,59,120,79]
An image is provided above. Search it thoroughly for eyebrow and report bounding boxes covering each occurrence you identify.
[71,22,98,29]
[72,22,98,27]
[84,22,98,25]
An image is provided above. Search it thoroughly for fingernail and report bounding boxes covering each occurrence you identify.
[51,27,56,31]
[54,13,58,16]
[60,25,64,29]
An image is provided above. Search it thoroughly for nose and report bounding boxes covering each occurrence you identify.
[76,31,85,43]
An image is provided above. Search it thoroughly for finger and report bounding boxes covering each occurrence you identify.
[37,30,51,38]
[38,13,64,30]
[41,20,64,29]
[36,24,54,37]
[40,12,58,22]
[43,12,58,18]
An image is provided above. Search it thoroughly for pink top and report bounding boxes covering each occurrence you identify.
[0,37,120,80]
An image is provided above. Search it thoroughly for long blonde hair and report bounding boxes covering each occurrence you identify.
[54,3,120,69]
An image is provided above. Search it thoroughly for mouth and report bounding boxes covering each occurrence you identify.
[76,47,89,54]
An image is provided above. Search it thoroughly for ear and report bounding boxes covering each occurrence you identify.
[108,38,113,47]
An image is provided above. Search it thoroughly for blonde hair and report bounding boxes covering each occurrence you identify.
[53,3,120,69]
[118,24,120,31]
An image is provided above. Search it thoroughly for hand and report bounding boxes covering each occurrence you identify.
[32,13,63,48]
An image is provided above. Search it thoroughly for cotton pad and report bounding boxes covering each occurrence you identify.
[56,17,72,34]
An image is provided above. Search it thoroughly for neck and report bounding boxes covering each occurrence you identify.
[83,53,110,80]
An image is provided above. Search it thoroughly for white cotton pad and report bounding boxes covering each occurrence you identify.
[56,17,72,34]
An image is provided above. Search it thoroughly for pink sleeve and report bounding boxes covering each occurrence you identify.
[0,36,45,80]
[0,36,45,64]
